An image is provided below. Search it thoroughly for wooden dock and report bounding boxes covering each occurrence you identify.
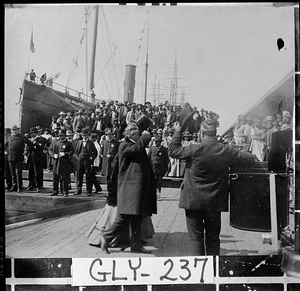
[5,181,274,258]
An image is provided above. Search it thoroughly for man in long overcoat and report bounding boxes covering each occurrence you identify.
[48,129,74,197]
[6,124,31,192]
[168,118,256,256]
[100,122,157,254]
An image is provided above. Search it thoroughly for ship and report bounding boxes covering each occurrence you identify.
[18,5,138,135]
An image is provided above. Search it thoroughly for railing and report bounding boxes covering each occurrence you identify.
[25,73,102,105]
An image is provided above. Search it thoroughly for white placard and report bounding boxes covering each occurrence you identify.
[72,256,214,286]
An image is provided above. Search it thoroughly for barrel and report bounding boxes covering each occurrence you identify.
[229,161,289,232]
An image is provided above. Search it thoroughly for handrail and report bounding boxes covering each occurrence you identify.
[25,73,103,105]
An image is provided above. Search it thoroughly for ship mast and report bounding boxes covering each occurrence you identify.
[143,14,150,105]
[89,5,99,96]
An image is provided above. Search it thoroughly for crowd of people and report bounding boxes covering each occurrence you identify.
[5,97,293,255]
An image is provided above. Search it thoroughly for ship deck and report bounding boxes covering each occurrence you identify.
[5,177,274,258]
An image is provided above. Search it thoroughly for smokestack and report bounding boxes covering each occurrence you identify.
[123,65,136,104]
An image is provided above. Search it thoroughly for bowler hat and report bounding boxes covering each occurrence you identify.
[66,130,73,136]
[81,128,89,135]
[30,127,38,134]
[134,114,153,131]
[59,111,67,115]
[11,124,20,130]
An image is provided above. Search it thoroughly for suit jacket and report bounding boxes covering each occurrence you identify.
[168,131,255,212]
[75,139,97,167]
[148,144,170,176]
[117,133,157,216]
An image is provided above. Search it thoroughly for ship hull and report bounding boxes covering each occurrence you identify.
[20,80,94,134]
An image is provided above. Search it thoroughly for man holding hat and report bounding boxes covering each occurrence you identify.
[168,118,256,256]
[74,128,97,196]
[48,129,74,197]
[99,122,156,254]
[6,125,31,192]
[148,135,170,200]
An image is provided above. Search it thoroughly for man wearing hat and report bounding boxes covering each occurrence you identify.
[6,125,31,192]
[148,135,170,200]
[89,131,103,193]
[168,118,256,256]
[48,129,74,197]
[100,128,120,192]
[66,130,78,190]
[99,122,156,254]
[27,127,49,192]
[74,128,97,196]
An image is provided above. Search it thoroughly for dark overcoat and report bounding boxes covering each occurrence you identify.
[117,133,157,216]
[100,138,120,177]
[148,144,170,176]
[168,131,256,212]
[6,134,31,162]
[48,138,74,176]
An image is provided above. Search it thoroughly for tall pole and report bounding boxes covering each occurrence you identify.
[143,15,150,105]
[85,7,89,100]
[89,5,99,94]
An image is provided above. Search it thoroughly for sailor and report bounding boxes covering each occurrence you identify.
[29,69,36,82]
[40,73,47,84]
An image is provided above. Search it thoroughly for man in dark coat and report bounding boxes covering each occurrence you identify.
[168,118,256,256]
[48,129,74,197]
[74,128,97,196]
[5,128,12,190]
[27,127,50,192]
[6,124,31,192]
[99,122,157,254]
[148,135,170,200]
[100,128,120,191]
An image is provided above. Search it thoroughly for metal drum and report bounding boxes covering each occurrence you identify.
[229,162,289,232]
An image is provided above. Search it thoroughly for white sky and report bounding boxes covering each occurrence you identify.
[4,3,295,134]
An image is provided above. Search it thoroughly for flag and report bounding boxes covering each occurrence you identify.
[30,30,35,53]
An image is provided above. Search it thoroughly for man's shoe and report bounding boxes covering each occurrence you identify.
[5,186,12,190]
[86,192,92,196]
[63,193,68,197]
[50,191,58,196]
[131,247,152,254]
[36,188,41,193]
[27,186,34,191]
[74,191,81,195]
[99,235,110,254]
[17,189,22,193]
[9,187,17,192]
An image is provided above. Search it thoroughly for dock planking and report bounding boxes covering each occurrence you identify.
[6,186,274,258]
